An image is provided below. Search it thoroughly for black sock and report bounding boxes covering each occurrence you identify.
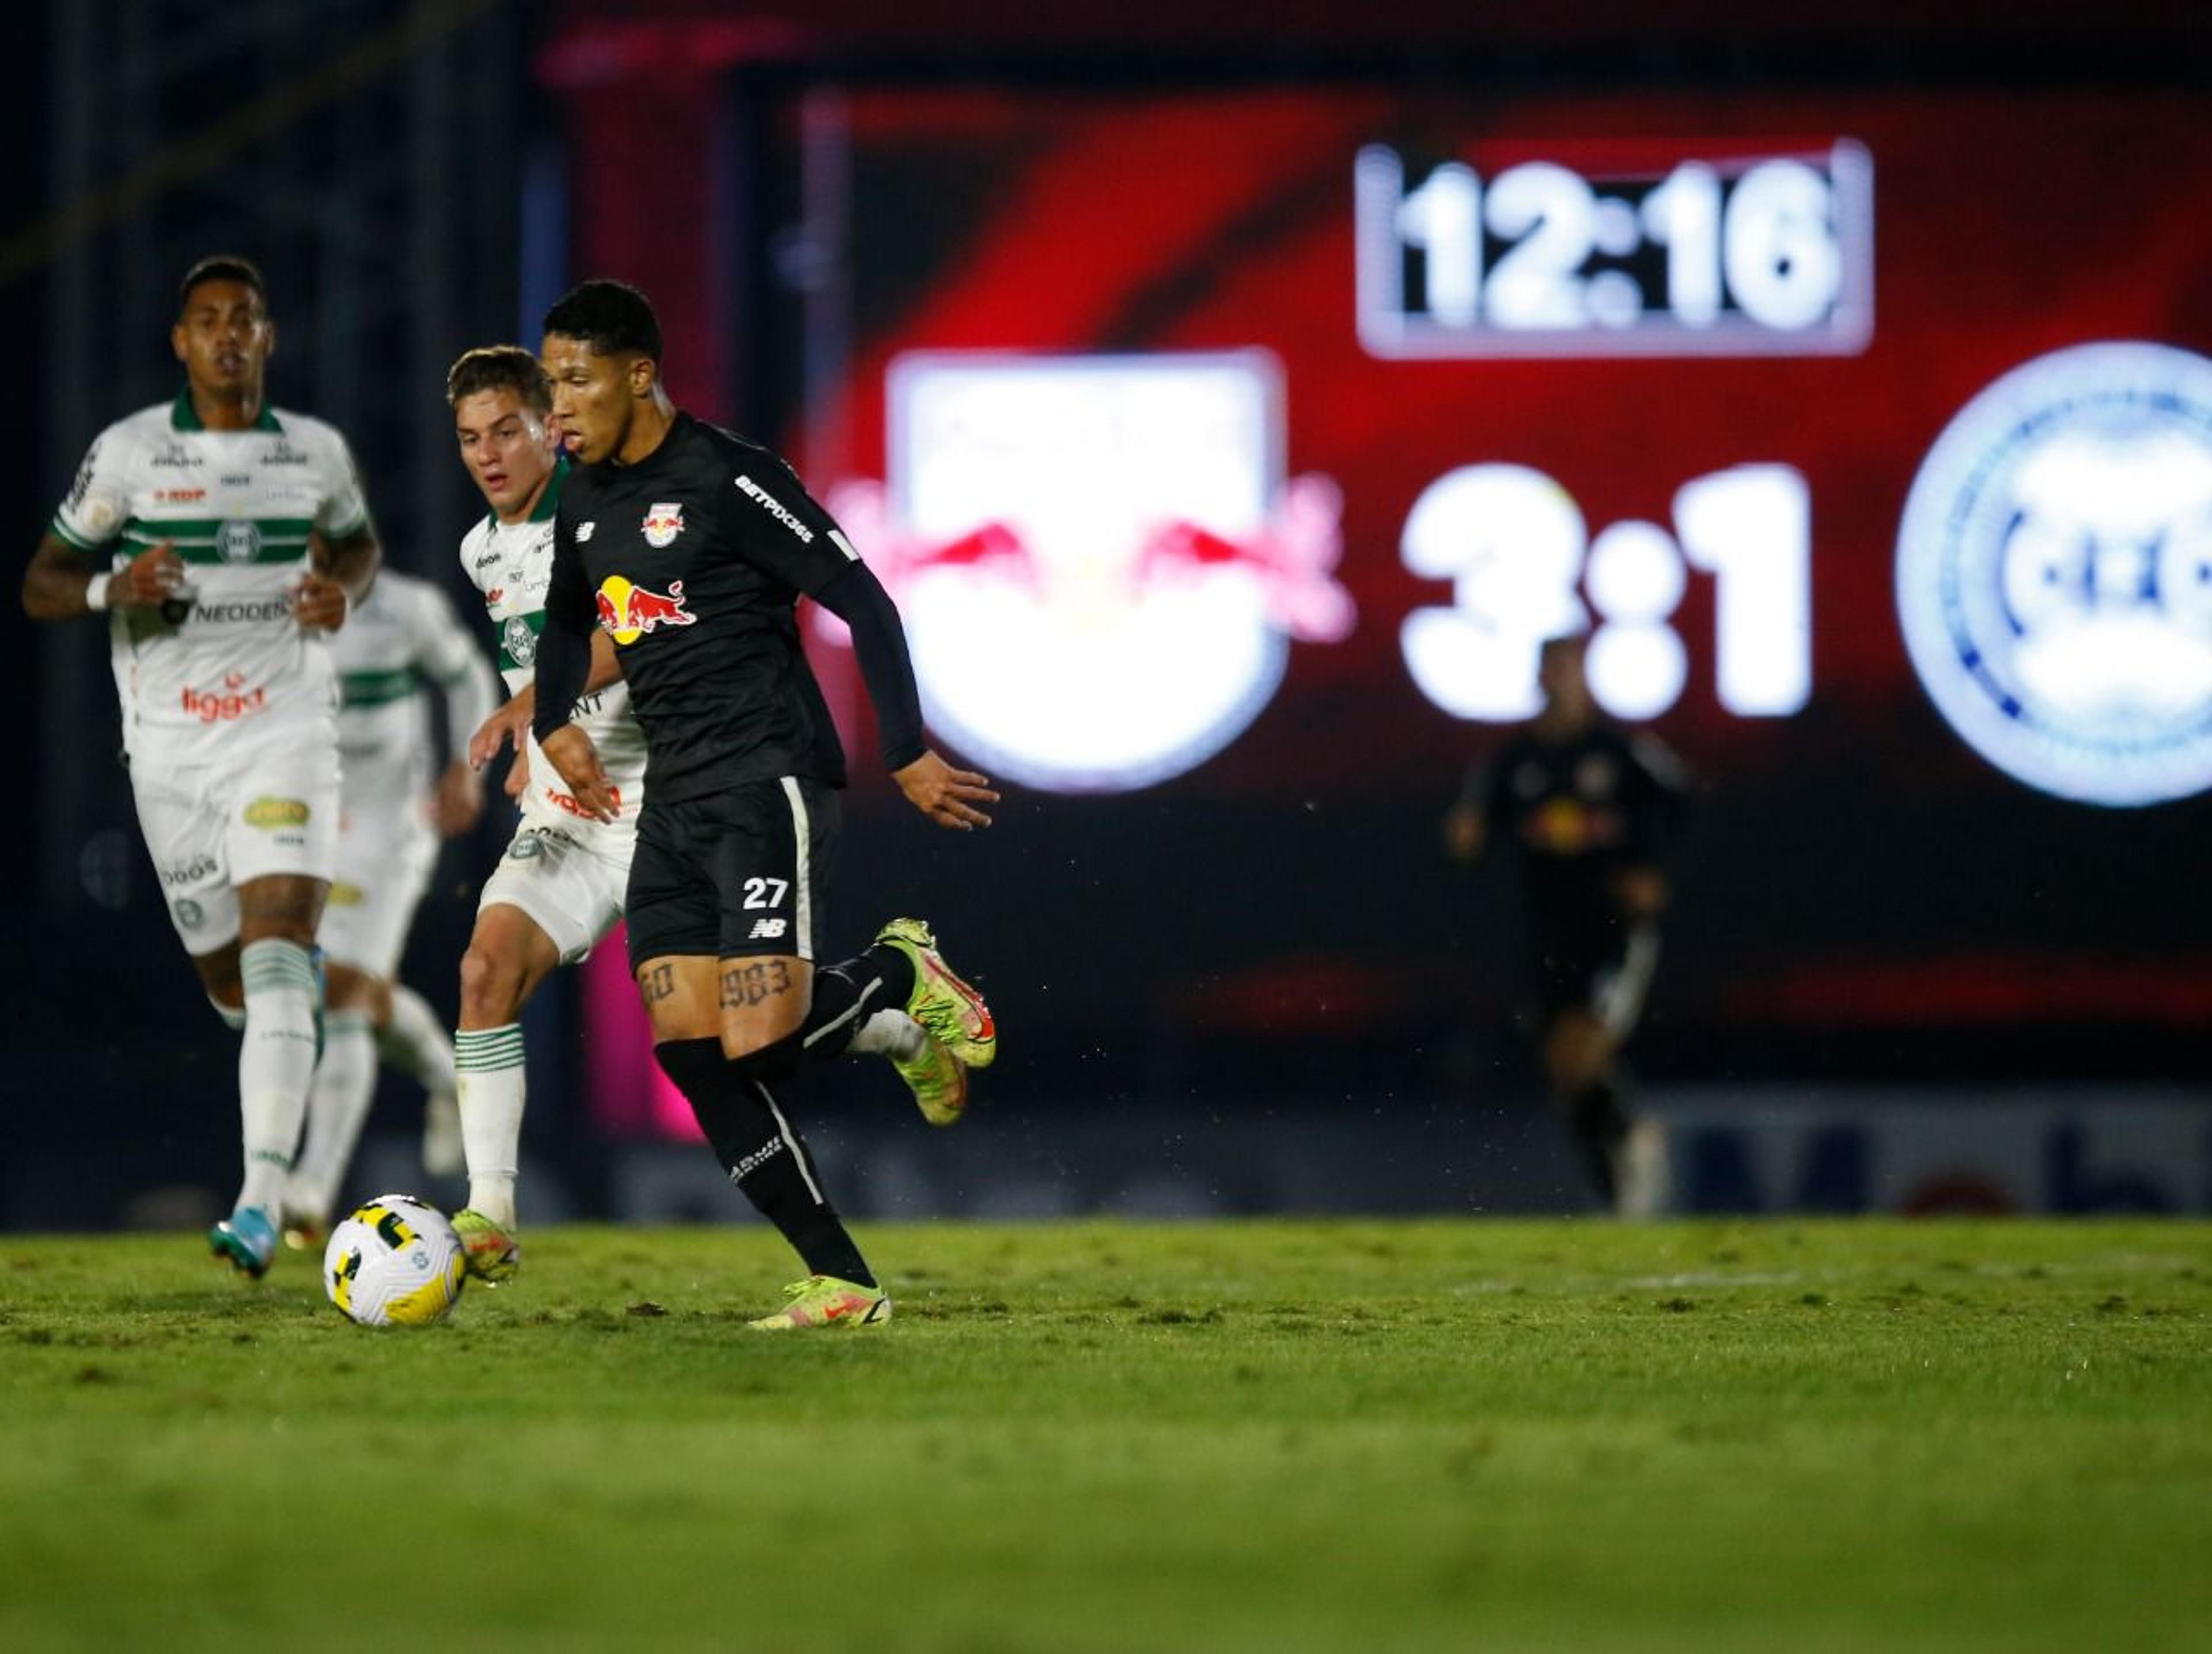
[1566,1080,1631,1204]
[801,943,917,1062]
[654,1038,874,1286]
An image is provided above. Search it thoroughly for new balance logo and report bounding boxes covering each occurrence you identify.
[575,521,596,542]
[748,917,788,940]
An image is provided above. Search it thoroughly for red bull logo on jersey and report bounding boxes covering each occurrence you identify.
[819,351,1351,793]
[596,574,696,646]
[641,501,685,548]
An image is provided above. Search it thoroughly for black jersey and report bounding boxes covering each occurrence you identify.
[1467,721,1688,941]
[542,414,876,801]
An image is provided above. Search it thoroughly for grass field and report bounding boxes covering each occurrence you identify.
[2,1217,2207,1653]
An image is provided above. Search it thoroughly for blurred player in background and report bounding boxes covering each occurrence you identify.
[281,566,499,1243]
[531,279,996,1330]
[1445,633,1689,1217]
[22,254,380,1275]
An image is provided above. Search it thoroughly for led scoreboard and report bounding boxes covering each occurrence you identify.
[1355,141,1874,357]
[571,78,2212,1134]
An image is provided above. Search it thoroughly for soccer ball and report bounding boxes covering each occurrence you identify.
[322,1194,466,1328]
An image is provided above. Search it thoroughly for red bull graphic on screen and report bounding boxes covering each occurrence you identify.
[595,575,696,646]
[821,351,1353,793]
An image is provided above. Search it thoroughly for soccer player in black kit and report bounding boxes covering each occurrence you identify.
[529,280,999,1329]
[1445,633,1689,1217]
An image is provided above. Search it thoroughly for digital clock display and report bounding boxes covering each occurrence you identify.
[1355,140,1874,357]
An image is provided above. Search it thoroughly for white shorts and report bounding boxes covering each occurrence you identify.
[476,803,634,966]
[131,737,342,956]
[319,800,440,978]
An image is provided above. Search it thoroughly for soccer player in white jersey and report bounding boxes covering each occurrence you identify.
[441,345,646,1281]
[282,567,500,1241]
[21,255,380,1277]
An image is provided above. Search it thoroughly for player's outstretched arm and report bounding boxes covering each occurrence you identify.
[894,748,998,831]
[472,631,623,771]
[810,559,997,827]
[22,533,182,620]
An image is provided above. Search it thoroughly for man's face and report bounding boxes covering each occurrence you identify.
[1537,638,1593,716]
[453,387,558,519]
[171,279,274,403]
[540,333,642,465]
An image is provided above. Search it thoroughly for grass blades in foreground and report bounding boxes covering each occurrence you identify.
[1,1218,2207,1653]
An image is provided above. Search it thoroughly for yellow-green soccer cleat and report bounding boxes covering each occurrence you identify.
[451,1208,520,1285]
[874,918,996,1069]
[280,1209,328,1252]
[893,1027,969,1127]
[748,1274,892,1331]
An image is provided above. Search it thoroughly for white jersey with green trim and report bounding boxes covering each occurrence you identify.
[458,466,647,833]
[52,393,372,766]
[329,570,500,813]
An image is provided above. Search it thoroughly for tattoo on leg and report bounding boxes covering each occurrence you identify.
[639,962,676,1005]
[719,959,793,1009]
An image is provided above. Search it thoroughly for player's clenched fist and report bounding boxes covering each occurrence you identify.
[291,571,353,632]
[107,542,187,610]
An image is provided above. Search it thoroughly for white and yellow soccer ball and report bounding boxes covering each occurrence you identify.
[323,1194,466,1328]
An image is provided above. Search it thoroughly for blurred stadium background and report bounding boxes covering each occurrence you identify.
[2,0,2206,1231]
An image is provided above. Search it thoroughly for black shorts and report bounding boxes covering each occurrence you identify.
[624,778,840,970]
[1530,919,1661,1035]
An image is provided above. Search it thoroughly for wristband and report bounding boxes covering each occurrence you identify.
[83,571,111,612]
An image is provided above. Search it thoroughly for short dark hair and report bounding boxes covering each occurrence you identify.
[177,255,267,316]
[542,279,662,361]
[446,345,551,415]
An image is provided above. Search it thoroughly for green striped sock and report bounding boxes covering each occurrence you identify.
[455,1024,527,1227]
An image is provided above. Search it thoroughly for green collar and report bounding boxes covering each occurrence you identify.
[489,455,569,532]
[171,387,282,433]
[529,456,570,523]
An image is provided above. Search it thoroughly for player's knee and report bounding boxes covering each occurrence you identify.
[722,1024,806,1084]
[1544,1025,1610,1092]
[458,943,525,1024]
[324,960,383,1016]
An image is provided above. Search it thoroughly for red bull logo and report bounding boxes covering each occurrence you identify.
[819,351,1351,793]
[641,501,685,548]
[596,575,696,646]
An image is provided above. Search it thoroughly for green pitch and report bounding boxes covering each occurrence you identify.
[2,1218,2207,1653]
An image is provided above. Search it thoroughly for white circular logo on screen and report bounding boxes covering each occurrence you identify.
[836,352,1353,794]
[1895,341,2212,807]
